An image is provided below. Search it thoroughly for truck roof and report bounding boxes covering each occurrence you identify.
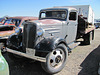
[56,5,90,8]
[40,7,77,11]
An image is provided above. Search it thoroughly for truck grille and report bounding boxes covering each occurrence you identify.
[23,22,37,52]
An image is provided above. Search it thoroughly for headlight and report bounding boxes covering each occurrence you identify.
[37,28,45,37]
[15,27,22,34]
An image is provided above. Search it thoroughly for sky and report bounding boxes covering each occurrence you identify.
[0,0,100,19]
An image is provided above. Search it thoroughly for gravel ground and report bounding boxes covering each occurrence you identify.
[2,29,100,75]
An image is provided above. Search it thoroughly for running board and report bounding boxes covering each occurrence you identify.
[68,42,80,50]
[6,48,46,62]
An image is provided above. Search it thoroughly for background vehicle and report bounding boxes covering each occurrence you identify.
[0,18,5,25]
[0,17,9,25]
[5,5,95,74]
[95,25,99,29]
[0,16,38,47]
[94,19,100,28]
[0,49,9,75]
[3,17,38,26]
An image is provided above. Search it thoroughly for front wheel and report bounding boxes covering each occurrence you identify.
[41,44,68,74]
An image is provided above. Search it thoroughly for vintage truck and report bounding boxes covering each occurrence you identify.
[5,5,95,74]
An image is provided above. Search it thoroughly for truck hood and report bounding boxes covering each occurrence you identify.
[33,19,63,38]
[34,19,62,26]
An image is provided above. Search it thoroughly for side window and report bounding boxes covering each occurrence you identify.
[41,12,46,18]
[69,12,76,21]
[14,19,21,27]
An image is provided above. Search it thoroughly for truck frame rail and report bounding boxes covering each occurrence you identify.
[6,48,46,62]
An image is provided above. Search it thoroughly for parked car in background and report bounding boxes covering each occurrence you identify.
[3,16,38,27]
[0,49,9,75]
[0,17,9,25]
[0,18,5,25]
[95,25,99,29]
[0,16,38,46]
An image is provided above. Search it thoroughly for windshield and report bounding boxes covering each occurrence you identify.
[40,10,67,20]
[3,19,12,25]
[3,19,21,27]
[0,18,5,24]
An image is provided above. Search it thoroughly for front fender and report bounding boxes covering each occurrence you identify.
[6,33,22,50]
[35,37,69,52]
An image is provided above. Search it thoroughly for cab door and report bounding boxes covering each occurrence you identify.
[65,10,78,44]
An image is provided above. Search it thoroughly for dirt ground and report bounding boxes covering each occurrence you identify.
[2,29,100,75]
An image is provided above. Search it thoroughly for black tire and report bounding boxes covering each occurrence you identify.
[92,30,94,40]
[41,44,68,74]
[81,30,94,45]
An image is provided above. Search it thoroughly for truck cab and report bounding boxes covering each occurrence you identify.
[39,7,78,44]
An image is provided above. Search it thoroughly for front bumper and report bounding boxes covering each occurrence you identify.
[6,48,46,62]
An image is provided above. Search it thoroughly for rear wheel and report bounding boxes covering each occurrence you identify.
[81,30,94,45]
[41,44,68,74]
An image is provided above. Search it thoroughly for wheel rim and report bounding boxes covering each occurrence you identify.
[49,48,65,69]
